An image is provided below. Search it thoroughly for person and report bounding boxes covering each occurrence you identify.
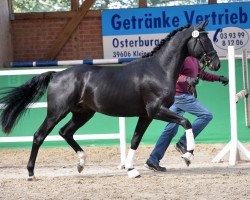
[144,56,229,172]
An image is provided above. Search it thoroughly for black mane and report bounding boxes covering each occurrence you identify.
[142,24,192,58]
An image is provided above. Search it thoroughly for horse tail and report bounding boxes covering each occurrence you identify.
[0,71,56,134]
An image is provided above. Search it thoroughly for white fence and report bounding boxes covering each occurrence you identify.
[0,68,127,166]
[212,46,250,165]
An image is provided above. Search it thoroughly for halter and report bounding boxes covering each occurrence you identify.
[191,28,218,98]
[192,29,218,69]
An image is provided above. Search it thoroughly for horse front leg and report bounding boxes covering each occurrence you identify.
[125,117,152,178]
[154,106,195,165]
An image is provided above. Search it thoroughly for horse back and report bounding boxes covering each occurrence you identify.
[48,64,146,116]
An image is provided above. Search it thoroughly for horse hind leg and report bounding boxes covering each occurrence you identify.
[59,110,95,173]
[125,117,152,178]
[27,111,68,181]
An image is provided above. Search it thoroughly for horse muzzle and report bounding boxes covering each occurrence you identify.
[207,55,220,71]
[200,50,220,71]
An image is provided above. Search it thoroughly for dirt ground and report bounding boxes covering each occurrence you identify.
[0,143,250,200]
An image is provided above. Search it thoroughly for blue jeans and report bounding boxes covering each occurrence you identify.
[148,94,213,165]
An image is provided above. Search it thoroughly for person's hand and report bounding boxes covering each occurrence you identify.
[219,76,229,86]
[186,77,199,87]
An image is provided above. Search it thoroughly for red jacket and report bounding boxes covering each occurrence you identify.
[176,56,220,95]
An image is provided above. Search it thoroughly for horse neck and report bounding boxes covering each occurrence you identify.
[155,28,193,80]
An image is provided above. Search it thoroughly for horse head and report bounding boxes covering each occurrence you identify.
[187,20,220,71]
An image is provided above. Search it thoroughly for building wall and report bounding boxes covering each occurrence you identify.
[0,0,13,67]
[11,16,103,62]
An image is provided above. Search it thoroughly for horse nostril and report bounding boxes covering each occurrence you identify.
[214,62,221,71]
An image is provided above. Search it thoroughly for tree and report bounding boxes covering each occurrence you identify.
[12,0,70,13]
[12,0,210,13]
[90,0,137,9]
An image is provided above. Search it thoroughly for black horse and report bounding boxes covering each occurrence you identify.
[0,21,220,179]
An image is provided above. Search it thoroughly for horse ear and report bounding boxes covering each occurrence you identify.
[196,20,209,31]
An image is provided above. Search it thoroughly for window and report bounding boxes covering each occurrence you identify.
[12,0,71,13]
[147,0,208,7]
[79,0,138,10]
[12,0,250,13]
[217,0,250,2]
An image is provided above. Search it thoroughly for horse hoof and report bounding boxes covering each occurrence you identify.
[77,164,84,173]
[117,164,125,170]
[27,176,36,181]
[77,151,86,173]
[127,168,140,178]
[181,152,194,167]
[182,157,191,167]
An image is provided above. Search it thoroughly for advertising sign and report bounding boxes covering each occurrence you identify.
[102,2,250,58]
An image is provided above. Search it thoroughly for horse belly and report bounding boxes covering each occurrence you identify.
[100,104,146,117]
[85,93,146,117]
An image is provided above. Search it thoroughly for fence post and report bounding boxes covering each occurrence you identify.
[212,46,250,165]
[242,49,250,126]
[118,117,126,169]
[228,46,238,165]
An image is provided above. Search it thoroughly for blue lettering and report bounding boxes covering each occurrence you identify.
[112,38,119,48]
[153,17,161,28]
[111,14,121,30]
[120,40,124,48]
[172,16,179,27]
[162,11,171,27]
[129,40,134,47]
[218,13,224,25]
[123,19,130,30]
[184,10,195,24]
[239,7,247,23]
[131,16,137,29]
[109,6,248,33]
[211,12,217,25]
[196,15,203,24]
[230,13,238,24]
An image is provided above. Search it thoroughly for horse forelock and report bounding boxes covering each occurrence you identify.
[142,24,192,58]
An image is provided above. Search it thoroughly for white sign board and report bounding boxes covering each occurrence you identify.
[102,2,250,58]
